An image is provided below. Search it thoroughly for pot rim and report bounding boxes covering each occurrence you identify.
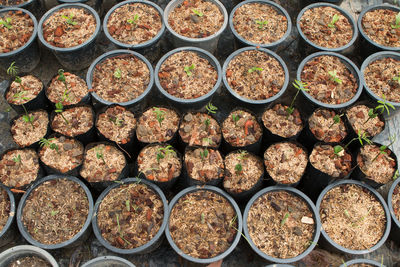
[81,255,136,267]
[0,245,59,267]
[0,184,15,241]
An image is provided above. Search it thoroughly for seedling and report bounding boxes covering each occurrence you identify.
[156,145,175,163]
[127,14,139,25]
[327,14,340,28]
[365,94,396,124]
[116,213,132,245]
[62,13,77,25]
[202,137,213,146]
[55,102,70,125]
[255,19,268,29]
[232,114,239,125]
[13,92,34,128]
[57,69,71,103]
[235,163,243,173]
[200,148,209,160]
[328,70,342,84]
[391,12,400,29]
[95,146,106,164]
[201,212,205,224]
[125,200,130,212]
[6,62,18,77]
[393,73,400,85]
[152,107,165,126]
[109,116,123,127]
[248,67,263,73]
[192,9,203,17]
[333,145,345,157]
[204,118,210,129]
[39,138,59,153]
[50,210,59,216]
[12,155,21,163]
[184,64,195,76]
[287,80,309,116]
[281,212,290,227]
[371,135,396,163]
[237,150,248,160]
[334,130,372,156]
[0,17,12,29]
[328,114,343,128]
[114,68,122,79]
[393,169,399,180]
[205,102,217,114]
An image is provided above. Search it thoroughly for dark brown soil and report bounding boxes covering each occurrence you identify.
[301,55,358,105]
[184,147,224,183]
[392,184,400,222]
[6,75,43,105]
[346,105,385,137]
[262,104,303,138]
[247,191,315,259]
[51,105,93,137]
[0,0,29,5]
[0,187,10,233]
[8,256,51,267]
[179,112,221,147]
[0,10,33,53]
[97,182,164,249]
[320,183,386,250]
[299,6,353,48]
[309,144,352,178]
[22,178,89,245]
[309,109,347,143]
[46,72,88,106]
[11,110,49,147]
[169,190,237,259]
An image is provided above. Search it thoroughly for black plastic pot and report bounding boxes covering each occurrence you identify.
[154,46,222,111]
[38,3,101,70]
[222,47,289,112]
[0,245,59,267]
[0,0,42,17]
[265,265,294,267]
[387,177,400,244]
[92,177,168,255]
[16,175,94,249]
[103,0,165,64]
[165,185,242,264]
[296,51,363,111]
[243,186,321,264]
[86,49,154,111]
[56,0,103,16]
[81,256,135,267]
[0,184,16,248]
[340,259,385,267]
[0,7,40,73]
[229,0,292,51]
[316,179,391,255]
[297,2,358,55]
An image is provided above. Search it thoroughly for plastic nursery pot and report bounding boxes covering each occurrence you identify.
[103,0,165,63]
[154,46,222,111]
[165,185,242,264]
[81,256,136,267]
[357,4,400,54]
[222,47,289,111]
[243,186,321,264]
[38,3,101,70]
[340,259,385,267]
[0,184,16,248]
[92,177,168,255]
[0,245,59,267]
[16,175,94,249]
[56,0,103,16]
[387,177,400,244]
[296,51,363,111]
[86,49,154,111]
[0,0,41,15]
[229,0,292,51]
[296,3,358,55]
[316,179,391,255]
[265,265,294,267]
[164,0,228,54]
[0,8,40,73]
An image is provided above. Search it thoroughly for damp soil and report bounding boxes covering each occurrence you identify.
[247,191,315,259]
[262,104,303,138]
[0,10,34,53]
[51,105,93,137]
[6,75,43,105]
[0,187,10,233]
[392,184,400,222]
[0,0,29,5]
[22,178,89,245]
[179,112,221,147]
[97,182,164,249]
[309,144,352,178]
[11,110,49,147]
[184,147,224,183]
[46,72,88,106]
[309,109,347,143]
[169,190,237,259]
[320,183,386,250]
[8,256,51,267]
[346,104,385,137]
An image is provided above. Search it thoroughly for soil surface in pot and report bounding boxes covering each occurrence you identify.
[264,142,308,184]
[346,264,375,267]
[346,105,385,137]
[51,105,93,137]
[169,190,237,259]
[158,51,217,99]
[8,256,51,267]
[363,57,400,103]
[301,55,358,105]
[184,147,224,183]
[47,72,88,106]
[299,6,353,49]
[80,144,126,183]
[247,191,315,259]
[136,107,179,143]
[91,54,150,103]
[309,109,347,143]
[0,187,10,233]
[392,184,400,222]
[42,7,96,48]
[138,144,181,183]
[0,149,39,188]
[232,2,287,45]
[309,144,352,178]
[224,151,263,193]
[226,50,284,100]
[6,75,43,105]
[97,182,164,249]
[262,104,303,138]
[179,112,221,147]
[11,110,49,147]
[0,0,29,5]
[107,2,162,45]
[320,183,386,250]
[39,135,84,173]
[0,10,34,53]
[168,0,224,38]
[357,144,396,185]
[22,178,89,245]
[222,109,262,147]
[362,9,400,48]
[96,105,136,145]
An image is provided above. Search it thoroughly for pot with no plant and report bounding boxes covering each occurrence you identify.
[17,175,94,250]
[164,0,228,54]
[0,7,40,73]
[165,185,242,264]
[81,256,136,267]
[92,178,168,255]
[38,3,101,70]
[387,174,400,244]
[0,184,16,248]
[243,186,321,264]
[316,179,391,255]
[0,245,59,267]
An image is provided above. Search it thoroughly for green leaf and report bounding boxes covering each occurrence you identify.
[205,102,218,114]
[328,14,340,28]
[255,19,268,29]
[0,18,12,29]
[127,14,140,24]
[328,70,342,84]
[334,145,344,156]
[114,68,122,79]
[235,163,243,172]
[184,64,195,76]
[248,67,263,73]
[391,12,400,28]
[192,9,203,17]
[281,212,290,226]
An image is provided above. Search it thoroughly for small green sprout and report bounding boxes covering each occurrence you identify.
[328,70,342,84]
[57,69,71,103]
[235,163,243,173]
[205,102,218,114]
[6,62,18,77]
[0,17,12,29]
[365,94,396,124]
[116,213,132,245]
[156,145,175,163]
[329,114,343,128]
[55,102,69,125]
[13,91,34,128]
[204,118,210,128]
[12,155,21,163]
[343,130,372,150]
[201,212,205,224]
[281,212,290,227]
[394,170,399,180]
[237,150,248,160]
[184,64,195,76]
[152,107,165,126]
[232,114,240,125]
[200,148,209,160]
[202,137,213,146]
[62,13,77,25]
[50,210,59,216]
[109,116,123,127]
[287,80,309,116]
[327,14,340,28]
[192,9,203,17]
[95,146,106,164]
[372,135,396,162]
[248,67,263,73]
[229,215,252,245]
[127,14,140,25]
[391,12,400,29]
[255,19,268,29]
[125,200,130,212]
[334,145,344,157]
[393,73,400,85]
[114,68,122,79]
[39,138,59,153]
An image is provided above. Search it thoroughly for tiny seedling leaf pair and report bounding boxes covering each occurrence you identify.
[127,14,140,25]
[391,12,400,29]
[0,17,12,29]
[184,64,195,76]
[327,14,340,28]
[255,19,268,29]
[286,80,309,116]
[62,13,77,25]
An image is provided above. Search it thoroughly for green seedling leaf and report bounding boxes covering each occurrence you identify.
[255,19,268,29]
[200,148,209,160]
[205,102,217,114]
[184,64,195,76]
[6,62,18,77]
[62,14,77,25]
[328,14,340,28]
[114,68,122,79]
[248,67,263,73]
[287,80,309,116]
[127,14,140,24]
[391,12,400,29]
[281,212,290,226]
[12,155,21,163]
[334,145,344,156]
[232,114,239,125]
[235,163,243,173]
[153,107,165,126]
[328,70,342,84]
[192,9,203,17]
[0,17,12,29]
[201,212,205,224]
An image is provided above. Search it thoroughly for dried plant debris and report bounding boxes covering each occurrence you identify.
[362,9,400,47]
[0,10,33,53]
[262,104,303,138]
[247,191,315,259]
[0,187,10,232]
[8,256,51,267]
[320,184,386,250]
[179,112,221,147]
[47,72,88,105]
[185,147,224,183]
[309,144,352,178]
[51,106,93,137]
[22,178,89,245]
[392,184,400,222]
[232,3,287,44]
[346,105,384,137]
[97,183,164,249]
[309,109,347,143]
[11,110,49,147]
[169,190,237,259]
[6,75,42,105]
